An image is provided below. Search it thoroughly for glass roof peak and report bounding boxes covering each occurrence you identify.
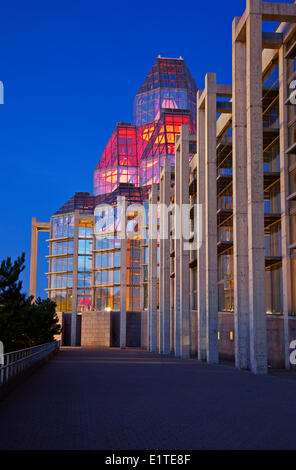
[93,57,198,196]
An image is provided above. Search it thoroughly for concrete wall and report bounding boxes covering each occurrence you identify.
[81,311,111,348]
[141,310,148,350]
[289,318,296,344]
[55,312,63,343]
[216,313,296,368]
[191,311,198,357]
[289,318,296,371]
[126,312,141,348]
[267,318,285,369]
[218,313,235,362]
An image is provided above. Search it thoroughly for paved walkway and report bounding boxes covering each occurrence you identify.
[0,348,295,450]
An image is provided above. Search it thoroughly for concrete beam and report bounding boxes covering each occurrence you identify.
[262,32,283,50]
[217,102,232,114]
[216,84,232,98]
[234,14,247,43]
[262,2,296,22]
[200,85,232,109]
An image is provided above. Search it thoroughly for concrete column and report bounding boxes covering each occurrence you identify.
[71,210,79,346]
[246,5,267,374]
[29,217,38,300]
[179,125,190,358]
[170,247,175,353]
[159,176,164,354]
[205,73,219,364]
[140,237,145,312]
[174,138,181,358]
[30,218,50,301]
[163,159,172,355]
[91,229,96,311]
[147,225,151,350]
[197,91,207,361]
[279,45,292,369]
[120,197,127,349]
[159,158,172,355]
[232,17,250,370]
[148,184,158,352]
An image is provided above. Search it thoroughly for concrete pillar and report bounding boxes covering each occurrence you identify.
[159,158,171,355]
[159,174,165,354]
[196,91,207,362]
[232,17,250,370]
[91,229,96,311]
[29,217,38,300]
[29,218,50,301]
[71,210,79,346]
[174,137,181,358]
[205,73,219,364]
[163,160,172,355]
[279,45,292,369]
[147,208,152,351]
[246,4,267,374]
[148,184,158,352]
[140,237,145,313]
[120,197,127,349]
[179,125,190,358]
[170,249,175,353]
[159,177,164,354]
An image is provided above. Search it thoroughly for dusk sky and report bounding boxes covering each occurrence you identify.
[0,0,292,297]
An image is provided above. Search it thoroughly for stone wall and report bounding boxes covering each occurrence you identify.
[81,311,111,348]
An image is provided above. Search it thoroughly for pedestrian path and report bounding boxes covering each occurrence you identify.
[0,347,295,450]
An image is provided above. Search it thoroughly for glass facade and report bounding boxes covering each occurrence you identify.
[48,215,75,313]
[134,58,196,124]
[49,57,197,316]
[77,220,93,312]
[48,214,93,313]
[94,57,198,197]
[94,204,121,311]
[94,125,138,196]
[91,57,197,313]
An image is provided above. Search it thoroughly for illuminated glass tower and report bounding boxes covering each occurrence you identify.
[39,56,198,346]
[94,56,198,195]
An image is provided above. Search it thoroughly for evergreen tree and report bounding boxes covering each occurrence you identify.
[0,253,61,352]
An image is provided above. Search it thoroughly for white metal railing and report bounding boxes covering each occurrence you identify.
[0,341,60,387]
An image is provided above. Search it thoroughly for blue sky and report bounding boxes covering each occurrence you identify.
[0,0,292,297]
